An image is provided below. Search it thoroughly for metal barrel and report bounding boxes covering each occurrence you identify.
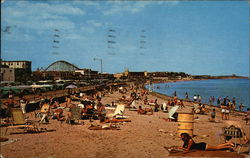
[177,113,194,137]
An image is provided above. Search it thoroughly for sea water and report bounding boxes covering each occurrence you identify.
[148,79,250,111]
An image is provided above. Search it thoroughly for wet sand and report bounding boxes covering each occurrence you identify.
[1,89,249,158]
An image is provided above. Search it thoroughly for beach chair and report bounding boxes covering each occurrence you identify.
[168,106,179,120]
[167,106,179,121]
[162,103,168,113]
[107,104,127,118]
[5,108,39,135]
[221,123,249,153]
[67,105,82,124]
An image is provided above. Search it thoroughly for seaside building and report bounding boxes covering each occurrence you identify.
[0,66,15,82]
[33,60,99,80]
[1,61,32,73]
[124,69,148,79]
[0,60,32,82]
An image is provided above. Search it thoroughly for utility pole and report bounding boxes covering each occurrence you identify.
[93,58,103,74]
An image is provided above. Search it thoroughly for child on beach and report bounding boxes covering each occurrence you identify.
[245,108,250,125]
[210,109,216,122]
[239,103,244,112]
[178,100,185,108]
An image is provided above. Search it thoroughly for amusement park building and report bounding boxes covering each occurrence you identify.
[33,60,98,80]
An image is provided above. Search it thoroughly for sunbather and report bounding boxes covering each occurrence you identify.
[40,101,50,123]
[244,108,250,124]
[53,109,64,121]
[137,106,153,115]
[96,98,106,122]
[178,133,234,152]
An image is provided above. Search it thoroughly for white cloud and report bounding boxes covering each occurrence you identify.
[2,31,34,42]
[72,1,100,6]
[15,1,85,16]
[83,1,100,6]
[2,1,85,31]
[102,1,179,15]
[157,1,180,6]
[64,34,84,40]
[87,20,102,27]
[102,1,153,15]
[80,26,95,34]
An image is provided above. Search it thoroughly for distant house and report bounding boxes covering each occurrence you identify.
[124,69,147,78]
[1,60,31,73]
[1,60,32,82]
[0,66,15,81]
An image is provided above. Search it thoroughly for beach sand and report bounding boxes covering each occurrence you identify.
[1,89,249,158]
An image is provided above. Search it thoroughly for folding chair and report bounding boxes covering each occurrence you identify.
[67,105,82,124]
[5,108,39,135]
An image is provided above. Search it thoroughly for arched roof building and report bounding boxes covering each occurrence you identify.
[45,60,79,71]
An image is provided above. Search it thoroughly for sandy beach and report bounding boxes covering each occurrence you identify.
[1,86,249,158]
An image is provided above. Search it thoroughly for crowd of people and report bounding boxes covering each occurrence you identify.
[1,83,250,156]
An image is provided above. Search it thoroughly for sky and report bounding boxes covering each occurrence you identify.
[1,0,249,76]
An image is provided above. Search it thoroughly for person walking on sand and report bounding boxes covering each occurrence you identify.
[232,97,236,107]
[210,109,216,122]
[154,99,160,112]
[179,100,185,108]
[193,95,197,102]
[19,95,28,114]
[212,96,215,103]
[217,96,222,106]
[209,96,213,105]
[198,95,202,103]
[239,103,244,112]
[173,91,177,97]
[245,108,250,124]
[224,103,230,120]
[220,103,226,120]
[185,92,189,99]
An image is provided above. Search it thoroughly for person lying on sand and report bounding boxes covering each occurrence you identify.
[137,106,153,115]
[53,108,64,121]
[178,133,234,153]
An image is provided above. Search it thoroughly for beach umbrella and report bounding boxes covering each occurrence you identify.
[168,106,179,119]
[66,84,77,89]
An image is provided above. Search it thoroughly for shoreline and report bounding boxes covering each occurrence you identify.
[151,77,249,84]
[1,84,249,158]
[145,78,248,114]
[149,90,247,115]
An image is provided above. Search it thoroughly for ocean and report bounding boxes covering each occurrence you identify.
[148,79,250,111]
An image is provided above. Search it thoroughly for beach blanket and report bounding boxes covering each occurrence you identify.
[167,150,244,157]
[88,125,120,130]
[105,118,131,123]
[164,146,185,154]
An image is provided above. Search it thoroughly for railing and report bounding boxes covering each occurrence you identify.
[1,82,126,104]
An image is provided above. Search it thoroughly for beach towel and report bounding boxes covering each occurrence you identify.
[167,150,244,157]
[0,138,20,146]
[105,118,131,123]
[88,125,120,130]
